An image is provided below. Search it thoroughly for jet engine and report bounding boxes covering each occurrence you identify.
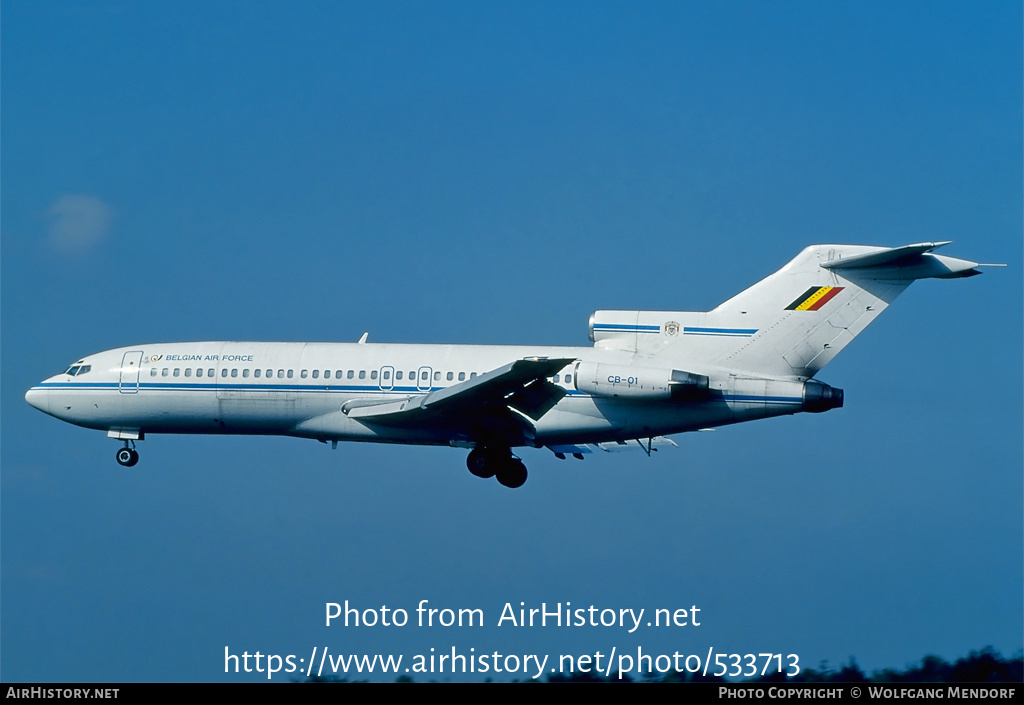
[574,362,709,400]
[802,379,844,412]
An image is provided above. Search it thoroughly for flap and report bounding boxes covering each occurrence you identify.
[344,357,575,425]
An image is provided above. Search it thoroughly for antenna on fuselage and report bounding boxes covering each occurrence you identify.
[357,332,369,344]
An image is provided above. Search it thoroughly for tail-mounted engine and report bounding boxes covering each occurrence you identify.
[802,379,844,412]
[574,362,709,400]
[726,376,844,415]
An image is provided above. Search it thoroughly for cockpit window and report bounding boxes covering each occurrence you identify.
[78,365,91,375]
[64,365,92,376]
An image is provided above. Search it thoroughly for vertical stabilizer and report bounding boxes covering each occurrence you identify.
[592,243,987,379]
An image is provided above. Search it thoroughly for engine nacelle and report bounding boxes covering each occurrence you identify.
[802,379,844,412]
[574,362,709,400]
[728,377,844,414]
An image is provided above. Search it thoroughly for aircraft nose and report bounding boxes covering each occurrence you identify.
[25,387,50,414]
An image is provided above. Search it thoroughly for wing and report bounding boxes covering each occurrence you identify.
[342,357,575,442]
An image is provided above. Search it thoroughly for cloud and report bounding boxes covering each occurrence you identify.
[46,194,115,253]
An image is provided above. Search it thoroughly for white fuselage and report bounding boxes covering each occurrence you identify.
[24,341,808,449]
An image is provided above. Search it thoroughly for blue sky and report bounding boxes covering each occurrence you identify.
[2,1,1020,682]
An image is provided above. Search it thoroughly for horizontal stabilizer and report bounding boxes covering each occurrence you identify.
[820,241,952,268]
[821,241,986,279]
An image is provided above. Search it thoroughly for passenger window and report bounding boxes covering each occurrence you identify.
[208,369,215,378]
[221,369,228,377]
[396,371,403,380]
[266,369,273,378]
[458,372,465,381]
[162,368,169,377]
[174,368,181,377]
[346,370,354,379]
[565,374,572,384]
[371,370,378,380]
[242,369,250,378]
[150,369,158,377]
[185,368,192,377]
[301,370,308,379]
[254,369,261,378]
[277,369,284,379]
[197,368,204,378]
[231,369,238,378]
[359,370,366,379]
[312,369,319,379]
[553,374,560,382]
[287,370,294,379]
[334,370,343,379]
[383,370,391,380]
[433,371,440,380]
[408,371,415,380]
[470,372,477,379]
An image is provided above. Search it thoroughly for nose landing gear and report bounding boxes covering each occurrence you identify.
[115,441,139,467]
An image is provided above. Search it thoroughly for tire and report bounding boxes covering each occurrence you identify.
[466,448,496,478]
[496,458,528,489]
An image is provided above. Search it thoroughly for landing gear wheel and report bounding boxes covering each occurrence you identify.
[496,458,528,489]
[116,447,139,467]
[466,448,496,478]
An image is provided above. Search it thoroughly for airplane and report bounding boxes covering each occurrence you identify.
[25,241,998,488]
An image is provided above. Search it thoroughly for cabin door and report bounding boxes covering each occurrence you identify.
[119,351,144,394]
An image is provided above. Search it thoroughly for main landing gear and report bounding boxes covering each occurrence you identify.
[466,446,528,488]
[115,441,139,467]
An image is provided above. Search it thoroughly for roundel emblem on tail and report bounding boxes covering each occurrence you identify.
[664,321,680,336]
